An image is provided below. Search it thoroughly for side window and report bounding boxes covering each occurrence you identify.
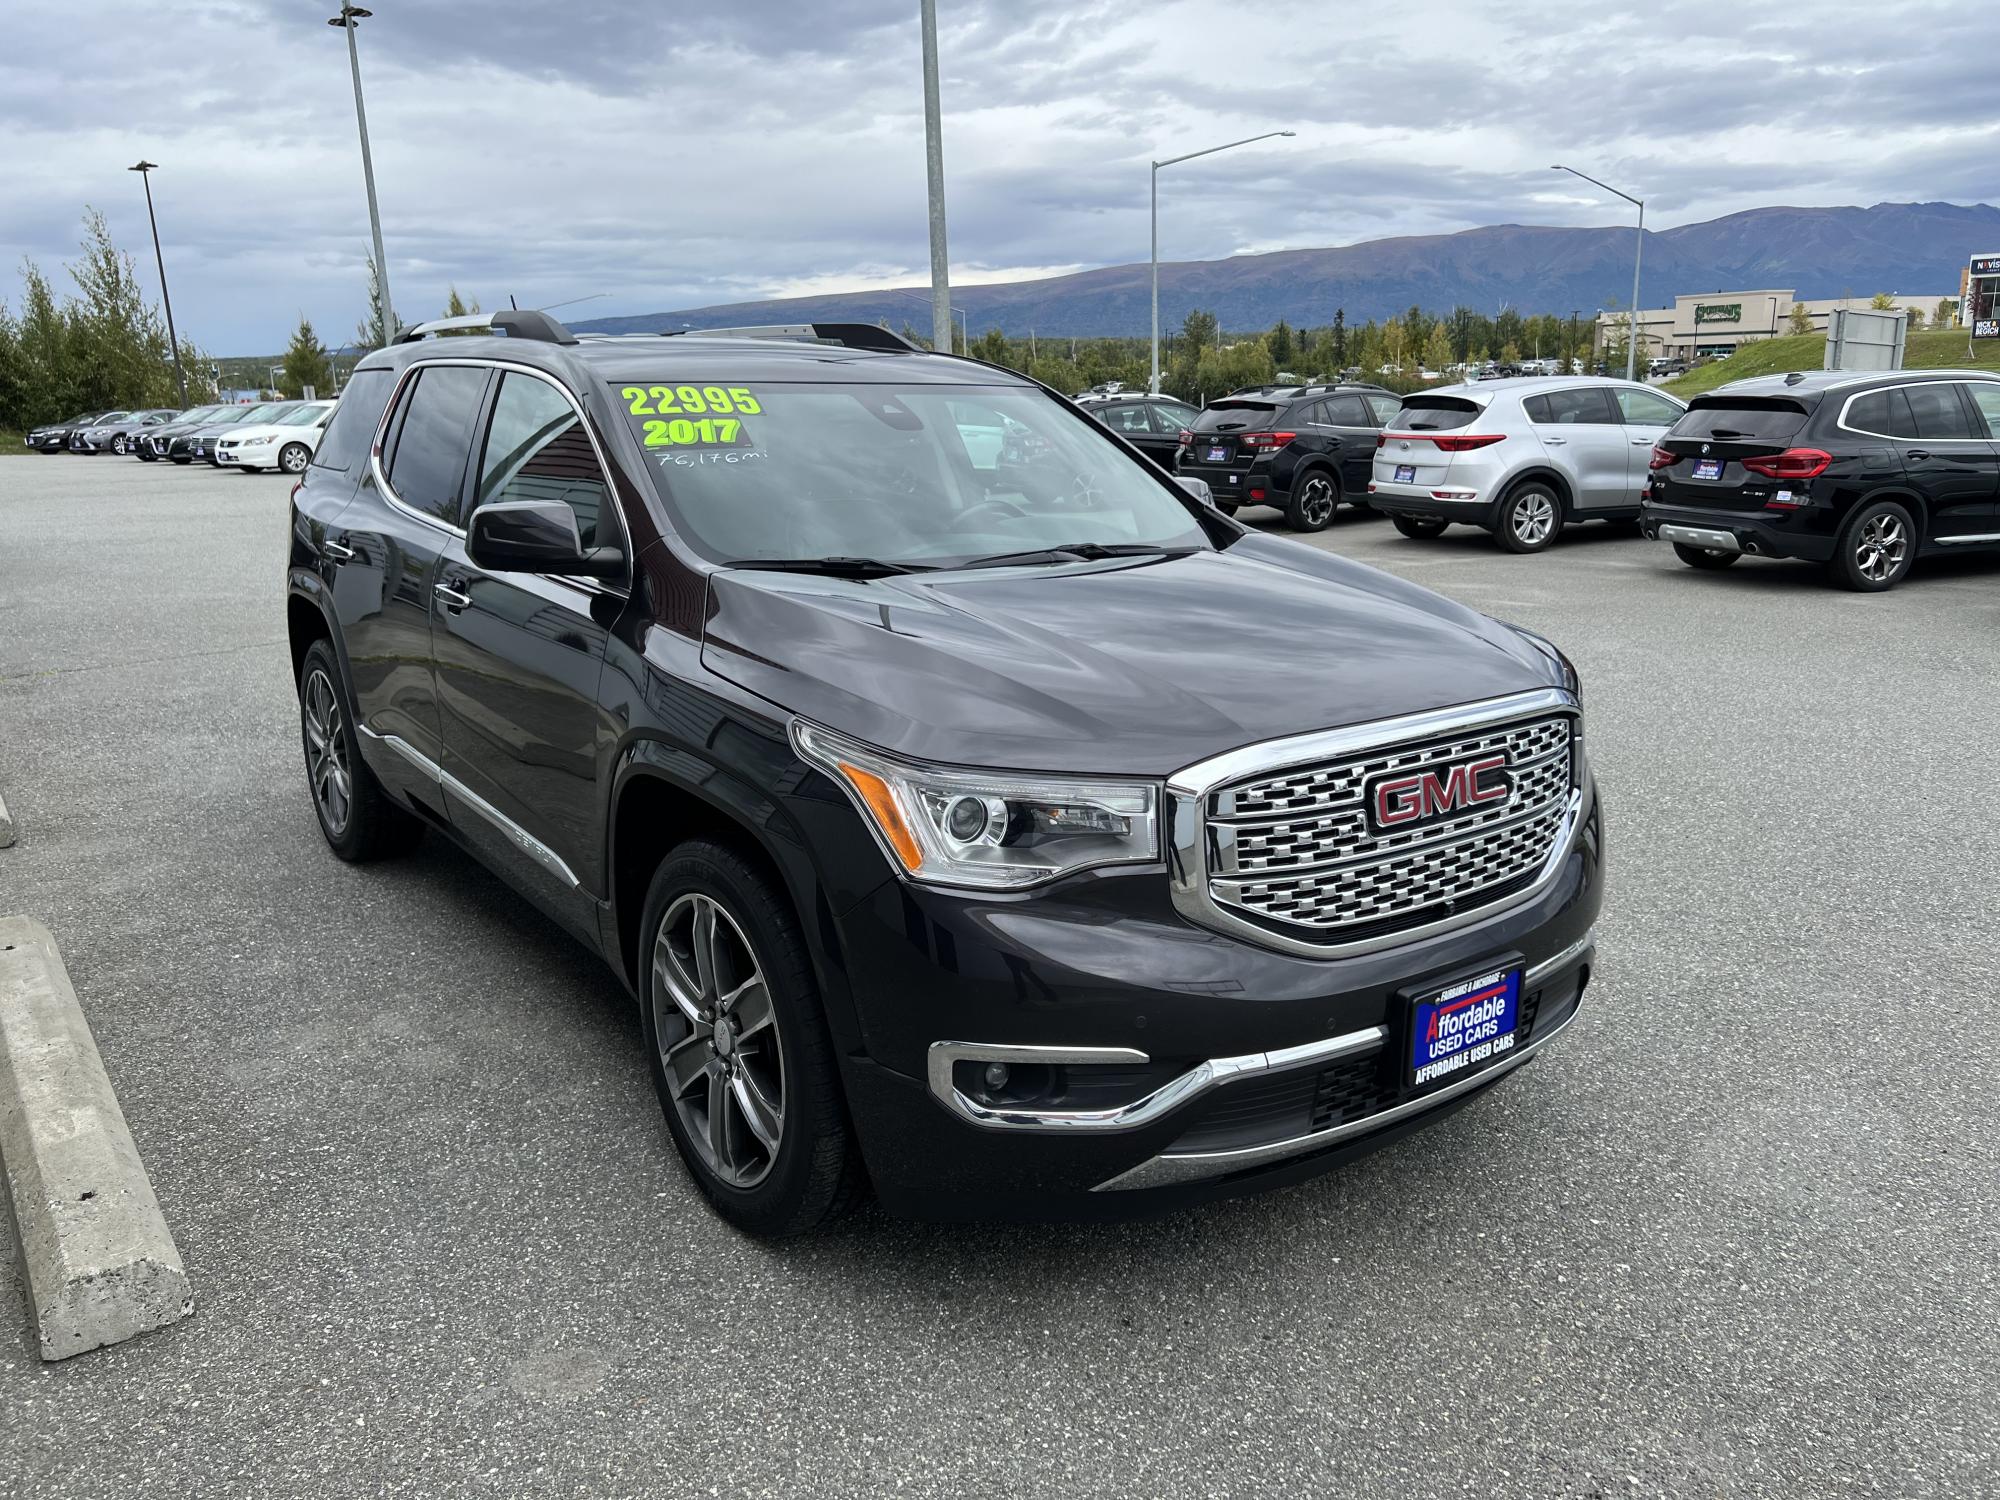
[474,373,609,550]
[1904,383,1979,440]
[309,368,393,474]
[1101,404,1154,435]
[1322,395,1371,427]
[1963,383,2000,437]
[1615,389,1682,427]
[1847,389,1918,439]
[1363,395,1400,426]
[1533,387,1617,425]
[1146,403,1197,434]
[1522,394,1552,424]
[384,365,489,524]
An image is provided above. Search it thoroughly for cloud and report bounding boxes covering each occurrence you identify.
[1,0,1991,352]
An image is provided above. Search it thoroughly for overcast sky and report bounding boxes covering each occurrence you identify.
[3,0,1994,353]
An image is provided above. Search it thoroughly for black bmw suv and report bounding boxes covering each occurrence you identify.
[1643,369,2000,591]
[1175,384,1400,531]
[286,312,1601,1234]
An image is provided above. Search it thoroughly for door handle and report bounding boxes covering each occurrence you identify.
[323,539,355,560]
[433,581,473,612]
[1542,436,1567,446]
[1630,437,1656,446]
[1905,449,1931,462]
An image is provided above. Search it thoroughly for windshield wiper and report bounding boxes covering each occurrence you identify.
[957,542,1199,571]
[730,556,934,578]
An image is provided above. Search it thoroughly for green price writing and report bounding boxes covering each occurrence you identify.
[621,384,762,416]
[642,417,744,447]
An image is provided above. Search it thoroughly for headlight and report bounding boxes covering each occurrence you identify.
[792,721,1160,890]
[241,436,274,446]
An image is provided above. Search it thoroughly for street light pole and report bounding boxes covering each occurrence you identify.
[329,5,396,344]
[918,0,953,354]
[128,161,186,406]
[1552,164,1644,382]
[1151,130,1295,393]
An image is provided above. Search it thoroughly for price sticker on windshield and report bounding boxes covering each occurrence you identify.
[621,385,762,448]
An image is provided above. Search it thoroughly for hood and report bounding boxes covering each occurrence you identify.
[698,533,1566,776]
[217,424,287,443]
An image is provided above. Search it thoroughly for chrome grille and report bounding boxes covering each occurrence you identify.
[1205,712,1574,938]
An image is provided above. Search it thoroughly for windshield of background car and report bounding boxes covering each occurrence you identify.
[1672,399,1810,443]
[615,380,1209,568]
[1393,396,1483,432]
[1189,399,1280,434]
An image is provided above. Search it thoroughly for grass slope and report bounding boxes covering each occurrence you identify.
[1664,330,2000,397]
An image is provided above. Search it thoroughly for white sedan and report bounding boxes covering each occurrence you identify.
[213,400,338,474]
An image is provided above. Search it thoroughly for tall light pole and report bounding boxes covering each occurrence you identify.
[329,5,396,344]
[1152,131,1294,393]
[128,161,187,406]
[918,0,952,355]
[1552,164,1643,382]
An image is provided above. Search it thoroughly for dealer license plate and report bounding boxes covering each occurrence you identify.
[1394,464,1416,483]
[1692,458,1724,480]
[1409,965,1520,1091]
[1204,444,1229,463]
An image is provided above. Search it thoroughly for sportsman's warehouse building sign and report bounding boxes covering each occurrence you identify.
[1693,303,1743,325]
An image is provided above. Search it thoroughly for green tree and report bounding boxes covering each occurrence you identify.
[1868,291,1896,311]
[355,257,395,348]
[1494,307,1524,356]
[1267,318,1295,371]
[436,285,483,335]
[1935,297,1958,328]
[968,327,1011,366]
[1905,306,1926,331]
[1381,316,1410,375]
[279,316,333,398]
[1787,301,1814,335]
[1180,309,1218,360]
[1422,322,1453,374]
[1330,309,1346,370]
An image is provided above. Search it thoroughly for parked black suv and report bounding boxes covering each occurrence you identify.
[1643,370,2000,591]
[1175,384,1400,531]
[286,313,1601,1233]
[1075,392,1199,468]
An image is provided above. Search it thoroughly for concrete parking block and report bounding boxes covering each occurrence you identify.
[0,915,192,1359]
[0,789,14,847]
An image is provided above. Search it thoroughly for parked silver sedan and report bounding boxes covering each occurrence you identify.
[1368,377,1685,552]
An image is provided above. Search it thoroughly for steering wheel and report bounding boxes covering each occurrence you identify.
[949,497,1033,532]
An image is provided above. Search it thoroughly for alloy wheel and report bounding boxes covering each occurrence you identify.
[652,893,785,1189]
[112,436,127,454]
[281,444,309,474]
[1854,512,1907,584]
[1511,491,1557,547]
[301,667,352,834]
[1298,475,1336,527]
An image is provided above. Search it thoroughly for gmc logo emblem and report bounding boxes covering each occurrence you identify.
[1367,754,1511,832]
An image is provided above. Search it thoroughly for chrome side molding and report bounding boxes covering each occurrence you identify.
[357,725,580,890]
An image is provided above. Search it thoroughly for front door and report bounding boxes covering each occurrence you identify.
[431,367,621,937]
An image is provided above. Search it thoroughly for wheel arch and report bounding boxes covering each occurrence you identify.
[1850,485,1929,545]
[1501,465,1576,518]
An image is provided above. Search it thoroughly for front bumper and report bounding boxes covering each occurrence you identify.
[832,777,1603,1220]
[1641,502,1836,562]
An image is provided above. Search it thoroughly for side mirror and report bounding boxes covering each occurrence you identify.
[1173,474,1217,508]
[466,498,624,579]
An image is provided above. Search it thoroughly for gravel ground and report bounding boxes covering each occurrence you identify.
[1,456,1995,1499]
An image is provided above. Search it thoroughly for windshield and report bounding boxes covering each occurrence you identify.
[615,380,1209,568]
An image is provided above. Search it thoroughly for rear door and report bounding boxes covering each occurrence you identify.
[1143,400,1198,468]
[1872,382,1998,541]
[1524,386,1629,510]
[1095,401,1173,465]
[1612,387,1685,505]
[1316,394,1380,491]
[431,367,620,936]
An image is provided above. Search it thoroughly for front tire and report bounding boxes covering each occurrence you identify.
[1828,499,1915,592]
[111,435,128,454]
[640,842,864,1237]
[1495,481,1562,554]
[1393,514,1449,540]
[1672,542,1740,570]
[279,443,310,475]
[297,639,423,861]
[1284,470,1339,532]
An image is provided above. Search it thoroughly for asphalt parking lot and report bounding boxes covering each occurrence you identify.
[2,454,1997,1499]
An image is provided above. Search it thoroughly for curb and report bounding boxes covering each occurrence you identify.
[0,915,192,1359]
[0,789,13,848]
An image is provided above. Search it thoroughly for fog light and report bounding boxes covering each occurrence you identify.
[983,1062,1010,1091]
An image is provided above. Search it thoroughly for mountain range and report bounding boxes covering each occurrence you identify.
[570,201,1996,339]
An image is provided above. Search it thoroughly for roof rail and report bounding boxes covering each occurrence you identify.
[663,323,924,354]
[395,308,578,345]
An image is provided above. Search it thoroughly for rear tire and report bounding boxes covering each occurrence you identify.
[1392,514,1449,540]
[1672,542,1740,570]
[1284,470,1339,532]
[1495,481,1562,554]
[1828,499,1916,592]
[298,639,423,861]
[639,841,865,1237]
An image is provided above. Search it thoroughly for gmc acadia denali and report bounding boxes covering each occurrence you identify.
[285,311,1602,1235]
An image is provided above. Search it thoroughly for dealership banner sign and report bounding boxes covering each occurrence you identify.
[1693,303,1742,324]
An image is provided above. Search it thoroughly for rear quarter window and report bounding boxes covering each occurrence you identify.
[310,368,395,473]
[1673,400,1811,444]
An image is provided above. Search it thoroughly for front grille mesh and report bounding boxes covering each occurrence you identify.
[1205,712,1574,941]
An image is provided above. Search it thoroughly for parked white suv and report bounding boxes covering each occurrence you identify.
[1368,378,1685,552]
[213,400,337,474]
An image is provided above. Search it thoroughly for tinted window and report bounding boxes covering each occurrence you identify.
[1322,395,1371,427]
[1098,404,1155,436]
[384,365,487,522]
[1191,400,1281,433]
[310,369,393,473]
[1395,397,1481,432]
[1615,388,1683,426]
[1526,387,1617,425]
[1674,400,1810,443]
[1845,389,1918,439]
[475,373,608,550]
[1903,383,1979,440]
[1145,402,1198,434]
[1963,382,2000,437]
[1363,395,1400,425]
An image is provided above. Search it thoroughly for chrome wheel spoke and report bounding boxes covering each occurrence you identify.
[730,1069,781,1152]
[705,1069,734,1172]
[723,976,772,1037]
[691,899,720,1007]
[665,1033,712,1097]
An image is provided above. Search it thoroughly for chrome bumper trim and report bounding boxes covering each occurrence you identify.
[1655,523,1740,554]
[1093,929,1596,1191]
